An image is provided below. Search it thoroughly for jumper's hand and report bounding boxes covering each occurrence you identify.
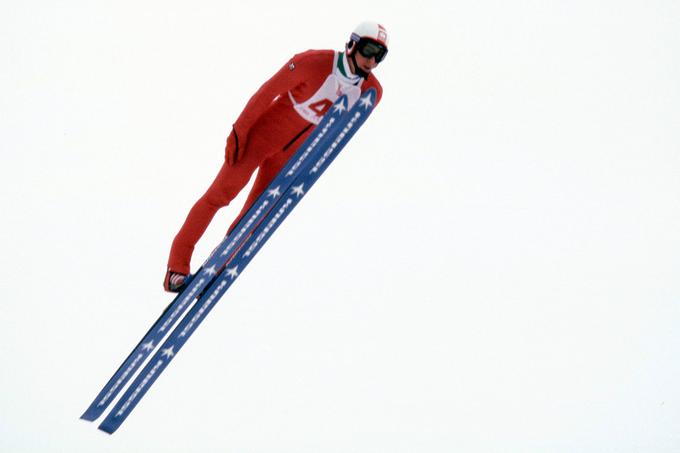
[225,127,246,166]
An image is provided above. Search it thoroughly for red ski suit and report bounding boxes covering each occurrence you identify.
[168,49,383,274]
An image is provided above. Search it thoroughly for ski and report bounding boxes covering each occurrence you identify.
[97,88,377,434]
[81,93,354,422]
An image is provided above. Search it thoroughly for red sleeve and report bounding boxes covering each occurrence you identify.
[363,74,383,106]
[233,51,329,138]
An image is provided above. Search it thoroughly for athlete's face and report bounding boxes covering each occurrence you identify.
[354,52,379,74]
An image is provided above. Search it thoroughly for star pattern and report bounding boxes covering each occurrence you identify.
[291,183,305,197]
[359,94,373,109]
[333,100,347,114]
[205,265,218,276]
[141,341,155,351]
[268,186,282,198]
[226,266,239,279]
[161,346,175,358]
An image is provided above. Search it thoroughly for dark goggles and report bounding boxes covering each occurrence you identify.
[355,39,388,63]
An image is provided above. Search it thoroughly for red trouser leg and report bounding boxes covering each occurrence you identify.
[168,118,312,274]
[167,161,249,274]
[226,150,291,235]
[226,123,313,234]
[167,132,274,274]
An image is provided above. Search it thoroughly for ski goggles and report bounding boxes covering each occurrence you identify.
[355,39,388,63]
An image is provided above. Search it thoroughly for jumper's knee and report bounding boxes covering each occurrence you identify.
[200,187,232,210]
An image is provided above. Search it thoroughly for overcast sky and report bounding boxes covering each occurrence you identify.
[1,0,679,452]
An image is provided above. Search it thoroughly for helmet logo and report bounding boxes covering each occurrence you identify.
[377,24,387,44]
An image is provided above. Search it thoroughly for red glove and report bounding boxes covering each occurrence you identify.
[225,127,246,166]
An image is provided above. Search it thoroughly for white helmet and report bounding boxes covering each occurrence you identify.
[347,21,389,65]
[350,21,389,48]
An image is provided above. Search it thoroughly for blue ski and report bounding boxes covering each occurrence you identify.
[98,89,377,434]
[81,93,354,422]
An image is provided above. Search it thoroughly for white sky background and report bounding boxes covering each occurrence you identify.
[1,0,679,451]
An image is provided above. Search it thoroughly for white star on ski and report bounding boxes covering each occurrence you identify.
[359,94,373,109]
[333,100,347,114]
[268,186,282,198]
[226,266,239,279]
[291,183,305,197]
[161,346,175,358]
[205,265,218,276]
[141,341,155,351]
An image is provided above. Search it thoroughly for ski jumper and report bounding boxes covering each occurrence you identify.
[168,50,383,274]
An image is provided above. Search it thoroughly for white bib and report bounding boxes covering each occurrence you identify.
[288,53,363,125]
